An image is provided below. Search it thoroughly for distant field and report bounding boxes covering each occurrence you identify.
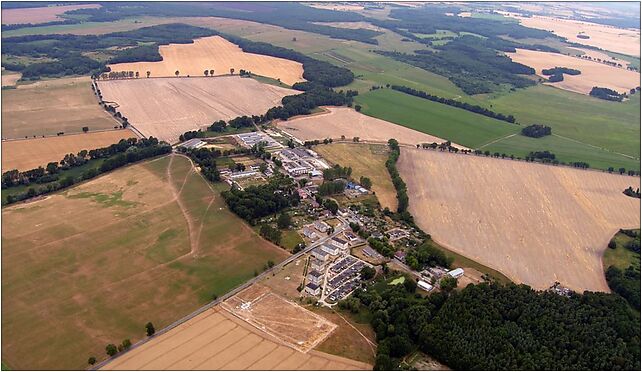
[1,155,288,370]
[1,4,100,25]
[100,306,370,370]
[98,76,295,143]
[2,129,135,171]
[508,49,640,95]
[278,106,460,147]
[485,85,641,162]
[399,148,640,292]
[354,89,519,148]
[108,35,304,85]
[1,16,178,37]
[1,70,21,87]
[2,77,117,139]
[314,143,397,211]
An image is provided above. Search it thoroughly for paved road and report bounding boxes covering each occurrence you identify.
[92,213,347,370]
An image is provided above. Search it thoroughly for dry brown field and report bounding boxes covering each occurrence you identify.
[1,4,100,24]
[508,49,640,95]
[2,129,135,171]
[221,285,336,353]
[100,306,371,370]
[97,76,295,143]
[2,76,118,139]
[278,107,462,148]
[311,21,383,31]
[1,155,288,370]
[108,35,304,85]
[398,148,640,292]
[1,70,21,87]
[510,15,640,57]
[315,143,397,211]
[308,3,365,11]
[570,47,631,67]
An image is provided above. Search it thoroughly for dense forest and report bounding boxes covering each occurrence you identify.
[379,36,536,94]
[347,279,640,370]
[391,85,516,123]
[221,174,300,224]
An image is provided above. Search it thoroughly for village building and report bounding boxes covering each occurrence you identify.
[330,236,349,250]
[321,242,341,256]
[310,258,326,271]
[313,220,330,233]
[305,282,321,296]
[307,269,324,285]
[394,250,406,262]
[447,268,464,279]
[312,247,331,262]
[418,280,434,292]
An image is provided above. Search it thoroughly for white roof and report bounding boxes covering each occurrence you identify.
[447,268,464,277]
[417,280,433,291]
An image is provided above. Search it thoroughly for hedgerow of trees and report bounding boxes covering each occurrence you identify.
[391,85,517,123]
[590,86,625,102]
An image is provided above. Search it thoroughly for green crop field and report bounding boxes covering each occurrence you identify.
[354,88,519,148]
[603,230,641,272]
[1,155,287,370]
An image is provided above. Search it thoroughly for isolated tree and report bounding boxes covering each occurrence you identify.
[106,344,118,357]
[619,167,626,174]
[277,213,292,229]
[355,104,362,112]
[88,357,97,365]
[145,322,155,336]
[121,339,132,350]
[204,69,209,77]
[135,71,139,78]
[82,126,89,133]
[146,71,150,78]
[209,69,214,76]
[175,70,180,77]
[230,68,235,75]
[359,176,372,190]
[292,37,297,42]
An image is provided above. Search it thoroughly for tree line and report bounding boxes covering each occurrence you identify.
[348,278,640,370]
[385,139,412,224]
[390,85,517,123]
[590,86,625,102]
[2,138,170,205]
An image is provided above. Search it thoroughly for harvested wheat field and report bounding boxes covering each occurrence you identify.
[571,47,631,68]
[221,285,336,353]
[399,148,640,292]
[315,143,397,210]
[101,306,370,370]
[1,70,21,87]
[279,107,464,148]
[1,4,100,24]
[2,129,135,171]
[97,76,296,143]
[2,76,117,139]
[1,155,288,370]
[511,15,640,57]
[508,49,640,95]
[108,35,304,85]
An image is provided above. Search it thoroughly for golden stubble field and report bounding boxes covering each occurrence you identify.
[510,14,640,57]
[2,76,118,139]
[278,107,462,147]
[1,4,100,24]
[398,148,640,292]
[97,76,296,143]
[508,49,640,95]
[1,155,288,370]
[2,129,136,171]
[100,306,371,370]
[108,35,305,85]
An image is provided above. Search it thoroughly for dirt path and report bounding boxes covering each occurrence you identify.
[166,154,199,256]
[478,133,517,149]
[331,309,376,356]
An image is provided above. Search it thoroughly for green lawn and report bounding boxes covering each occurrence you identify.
[354,88,519,148]
[280,229,304,251]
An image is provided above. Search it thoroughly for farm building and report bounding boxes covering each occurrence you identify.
[418,280,434,292]
[447,268,464,279]
[305,282,321,296]
[283,160,314,176]
[179,138,206,150]
[236,132,281,149]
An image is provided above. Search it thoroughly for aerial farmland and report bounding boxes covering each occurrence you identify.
[1,2,640,371]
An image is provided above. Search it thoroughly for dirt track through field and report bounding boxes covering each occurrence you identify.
[108,35,304,85]
[399,148,640,292]
[508,48,640,95]
[100,307,371,370]
[97,76,295,143]
[278,107,465,148]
